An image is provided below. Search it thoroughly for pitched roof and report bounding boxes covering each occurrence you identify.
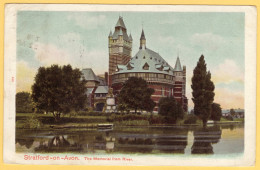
[115,17,126,29]
[114,47,175,75]
[174,57,182,71]
[129,33,133,41]
[81,68,99,82]
[140,29,146,40]
[95,86,109,94]
[108,30,112,37]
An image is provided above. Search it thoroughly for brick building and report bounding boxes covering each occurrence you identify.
[109,17,188,112]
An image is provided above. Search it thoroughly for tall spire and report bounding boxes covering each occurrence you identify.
[108,30,112,37]
[140,29,146,40]
[140,29,146,49]
[115,16,126,29]
[174,57,182,71]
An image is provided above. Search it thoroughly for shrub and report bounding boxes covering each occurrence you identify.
[184,114,198,124]
[114,120,149,126]
[23,114,43,129]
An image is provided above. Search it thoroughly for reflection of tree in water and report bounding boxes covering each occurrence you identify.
[117,137,153,153]
[16,138,34,149]
[191,126,222,154]
[94,131,115,153]
[116,128,188,154]
[35,135,82,153]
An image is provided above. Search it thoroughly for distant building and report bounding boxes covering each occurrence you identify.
[108,17,188,112]
[222,109,244,118]
[81,68,108,111]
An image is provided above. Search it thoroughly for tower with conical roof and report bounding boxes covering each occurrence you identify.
[140,29,146,49]
[108,16,132,86]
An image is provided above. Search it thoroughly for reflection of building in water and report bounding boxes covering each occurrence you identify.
[35,135,82,152]
[191,126,222,154]
[93,131,115,153]
[116,130,188,154]
[16,138,34,149]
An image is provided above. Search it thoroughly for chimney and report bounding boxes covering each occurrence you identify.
[105,72,108,86]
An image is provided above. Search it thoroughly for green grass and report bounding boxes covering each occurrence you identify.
[114,120,150,126]
[16,112,109,129]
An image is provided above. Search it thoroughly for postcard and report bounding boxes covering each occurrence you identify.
[3,4,256,166]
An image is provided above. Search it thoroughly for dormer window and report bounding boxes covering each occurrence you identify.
[143,56,146,59]
[150,57,152,60]
[127,63,134,70]
[143,62,149,70]
[136,56,138,59]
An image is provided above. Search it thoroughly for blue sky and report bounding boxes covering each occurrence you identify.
[16,11,245,109]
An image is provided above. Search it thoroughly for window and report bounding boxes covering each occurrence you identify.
[143,56,146,59]
[162,87,165,96]
[143,62,149,70]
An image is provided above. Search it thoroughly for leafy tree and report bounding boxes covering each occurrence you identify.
[117,77,155,113]
[158,96,184,123]
[191,55,215,127]
[211,103,222,121]
[230,108,236,117]
[31,65,88,121]
[16,92,34,113]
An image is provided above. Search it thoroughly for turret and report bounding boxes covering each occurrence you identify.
[174,57,182,72]
[140,29,146,49]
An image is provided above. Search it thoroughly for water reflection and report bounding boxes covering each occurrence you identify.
[35,135,83,152]
[15,124,244,155]
[16,138,34,149]
[191,126,222,154]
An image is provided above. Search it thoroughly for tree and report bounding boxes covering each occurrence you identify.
[117,77,155,113]
[16,92,34,113]
[211,103,222,121]
[191,55,215,127]
[230,108,236,117]
[158,96,184,123]
[31,65,88,121]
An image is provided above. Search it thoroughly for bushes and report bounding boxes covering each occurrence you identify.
[184,114,198,124]
[74,111,110,117]
[108,114,148,122]
[114,120,150,126]
[23,114,43,129]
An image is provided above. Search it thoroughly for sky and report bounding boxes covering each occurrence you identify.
[16,11,245,110]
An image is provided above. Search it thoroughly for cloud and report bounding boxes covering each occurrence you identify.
[16,60,37,93]
[31,40,108,74]
[211,59,244,84]
[190,33,226,51]
[32,42,72,66]
[186,59,244,110]
[214,87,244,109]
[67,13,107,30]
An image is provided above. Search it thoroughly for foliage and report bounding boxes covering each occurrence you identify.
[117,77,155,113]
[158,96,184,124]
[16,92,34,113]
[191,55,215,127]
[230,108,236,117]
[184,114,198,124]
[108,113,148,122]
[114,120,150,126]
[31,65,88,122]
[211,103,222,121]
[23,114,43,129]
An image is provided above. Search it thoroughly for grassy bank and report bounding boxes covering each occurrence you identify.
[16,112,244,129]
[16,112,109,129]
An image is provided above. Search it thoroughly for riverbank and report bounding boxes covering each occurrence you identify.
[16,113,244,130]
